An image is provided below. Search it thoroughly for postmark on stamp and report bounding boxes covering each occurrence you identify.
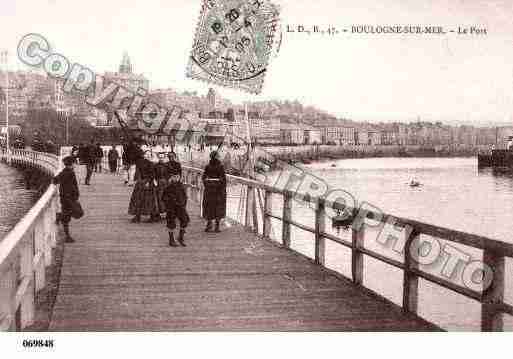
[186,0,281,95]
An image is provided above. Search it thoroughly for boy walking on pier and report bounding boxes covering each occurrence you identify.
[163,173,189,247]
[53,156,80,243]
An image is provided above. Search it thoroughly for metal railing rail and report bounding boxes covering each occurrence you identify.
[0,149,61,331]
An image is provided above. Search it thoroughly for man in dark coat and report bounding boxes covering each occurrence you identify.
[123,140,143,186]
[84,140,96,185]
[202,151,227,232]
[77,143,87,164]
[53,156,80,243]
[94,143,104,172]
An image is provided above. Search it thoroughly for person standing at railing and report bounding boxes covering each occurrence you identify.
[202,151,227,232]
[53,156,81,243]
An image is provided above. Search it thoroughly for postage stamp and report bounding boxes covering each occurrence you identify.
[186,0,280,95]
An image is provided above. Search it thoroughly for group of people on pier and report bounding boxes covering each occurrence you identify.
[71,141,110,185]
[126,143,227,246]
[55,138,228,247]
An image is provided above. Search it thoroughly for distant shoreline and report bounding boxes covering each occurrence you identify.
[256,146,479,171]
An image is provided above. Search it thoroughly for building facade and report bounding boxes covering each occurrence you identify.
[280,123,305,145]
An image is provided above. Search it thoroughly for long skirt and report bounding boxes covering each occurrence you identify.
[156,179,168,214]
[202,183,227,220]
[128,180,159,216]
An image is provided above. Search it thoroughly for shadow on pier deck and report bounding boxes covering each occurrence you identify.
[49,172,438,331]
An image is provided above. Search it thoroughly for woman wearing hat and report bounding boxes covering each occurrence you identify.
[202,151,227,232]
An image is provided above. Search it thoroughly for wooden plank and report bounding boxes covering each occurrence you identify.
[48,172,437,331]
[320,232,352,249]
[263,190,272,240]
[359,247,404,270]
[245,185,253,229]
[252,188,259,234]
[409,268,482,302]
[403,231,419,313]
[481,251,505,331]
[351,226,364,285]
[286,219,315,235]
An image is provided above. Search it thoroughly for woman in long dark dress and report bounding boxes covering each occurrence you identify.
[202,151,227,232]
[128,151,160,223]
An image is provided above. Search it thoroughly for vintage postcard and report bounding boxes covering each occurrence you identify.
[0,0,512,357]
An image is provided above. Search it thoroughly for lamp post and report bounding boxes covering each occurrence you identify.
[1,50,9,160]
[66,113,69,145]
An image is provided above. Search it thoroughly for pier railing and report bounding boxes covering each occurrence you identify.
[0,149,61,330]
[182,165,513,331]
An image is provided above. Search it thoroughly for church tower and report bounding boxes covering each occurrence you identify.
[119,52,133,74]
[206,87,217,110]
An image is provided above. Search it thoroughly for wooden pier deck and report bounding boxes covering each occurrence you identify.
[49,171,438,331]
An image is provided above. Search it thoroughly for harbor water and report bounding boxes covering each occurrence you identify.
[2,156,512,330]
[226,157,513,331]
[0,163,38,241]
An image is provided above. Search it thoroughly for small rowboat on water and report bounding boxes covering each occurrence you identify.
[409,180,421,187]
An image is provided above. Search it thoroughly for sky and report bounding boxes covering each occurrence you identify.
[1,0,513,125]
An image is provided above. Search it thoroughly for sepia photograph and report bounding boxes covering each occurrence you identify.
[1,0,512,356]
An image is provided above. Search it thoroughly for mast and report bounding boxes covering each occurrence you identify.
[243,103,259,231]
[245,103,254,178]
[1,50,9,154]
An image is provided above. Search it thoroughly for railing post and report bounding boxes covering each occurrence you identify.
[252,188,259,234]
[403,230,420,313]
[263,190,272,240]
[481,250,505,332]
[19,233,35,329]
[351,224,364,285]
[315,199,326,266]
[282,191,292,249]
[245,185,253,230]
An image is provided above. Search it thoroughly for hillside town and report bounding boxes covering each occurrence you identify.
[0,53,508,149]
